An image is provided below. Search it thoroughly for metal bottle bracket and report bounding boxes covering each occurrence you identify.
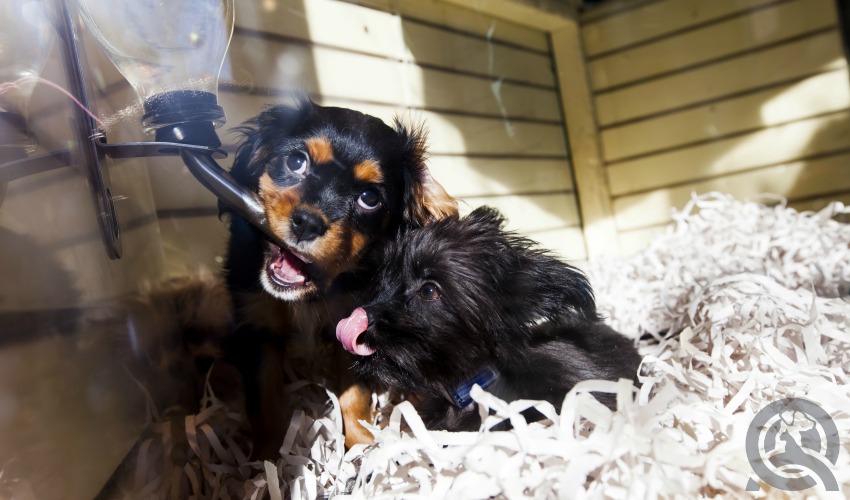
[28,0,282,259]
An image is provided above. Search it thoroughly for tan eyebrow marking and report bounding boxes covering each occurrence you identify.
[352,159,384,184]
[305,136,334,165]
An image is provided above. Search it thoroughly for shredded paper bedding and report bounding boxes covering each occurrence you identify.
[119,193,850,498]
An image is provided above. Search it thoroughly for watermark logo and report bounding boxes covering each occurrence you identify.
[746,398,839,491]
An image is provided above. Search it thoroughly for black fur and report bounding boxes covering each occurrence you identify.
[220,97,457,456]
[223,96,442,302]
[348,207,642,431]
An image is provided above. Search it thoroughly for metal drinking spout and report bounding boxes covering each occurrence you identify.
[179,149,285,248]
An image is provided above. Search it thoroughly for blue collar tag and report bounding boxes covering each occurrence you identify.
[450,365,500,408]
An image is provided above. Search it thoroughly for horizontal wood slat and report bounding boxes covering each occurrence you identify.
[588,0,837,90]
[524,226,588,261]
[437,0,571,31]
[336,0,550,51]
[612,151,850,230]
[608,110,850,196]
[428,157,573,197]
[616,224,668,257]
[580,0,662,25]
[595,30,846,126]
[582,0,789,56]
[601,68,850,162]
[220,93,569,157]
[235,0,399,59]
[789,192,850,213]
[460,192,581,232]
[235,0,555,86]
[223,35,561,121]
[399,21,555,87]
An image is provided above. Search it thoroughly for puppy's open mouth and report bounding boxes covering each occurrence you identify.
[267,245,313,289]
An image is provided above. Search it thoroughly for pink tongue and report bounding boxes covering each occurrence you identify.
[274,251,306,284]
[336,308,374,356]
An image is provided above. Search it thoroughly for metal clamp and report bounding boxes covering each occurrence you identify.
[93,137,227,159]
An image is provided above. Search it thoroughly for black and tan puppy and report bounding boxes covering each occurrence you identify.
[336,207,641,431]
[221,97,456,456]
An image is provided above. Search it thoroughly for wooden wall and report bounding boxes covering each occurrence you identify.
[579,0,850,254]
[96,0,850,266]
[140,0,587,272]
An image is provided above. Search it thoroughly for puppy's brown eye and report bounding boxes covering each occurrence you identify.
[419,283,441,301]
[357,189,381,210]
[285,152,309,174]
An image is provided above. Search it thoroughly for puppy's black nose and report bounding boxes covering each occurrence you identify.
[290,208,328,242]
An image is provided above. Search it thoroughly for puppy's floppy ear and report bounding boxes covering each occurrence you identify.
[482,213,600,325]
[513,249,600,324]
[394,119,458,227]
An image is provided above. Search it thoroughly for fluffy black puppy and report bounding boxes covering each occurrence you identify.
[336,206,641,431]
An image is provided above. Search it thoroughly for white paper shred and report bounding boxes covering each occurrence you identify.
[120,193,850,498]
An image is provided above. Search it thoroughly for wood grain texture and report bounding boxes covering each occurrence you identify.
[460,192,582,232]
[616,224,668,257]
[338,0,550,51]
[790,191,850,213]
[612,152,850,230]
[220,92,569,157]
[580,0,662,24]
[588,0,837,90]
[438,0,571,31]
[524,226,588,261]
[595,30,845,126]
[582,0,786,56]
[607,110,850,196]
[223,34,561,121]
[601,68,850,162]
[428,157,573,197]
[235,0,555,86]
